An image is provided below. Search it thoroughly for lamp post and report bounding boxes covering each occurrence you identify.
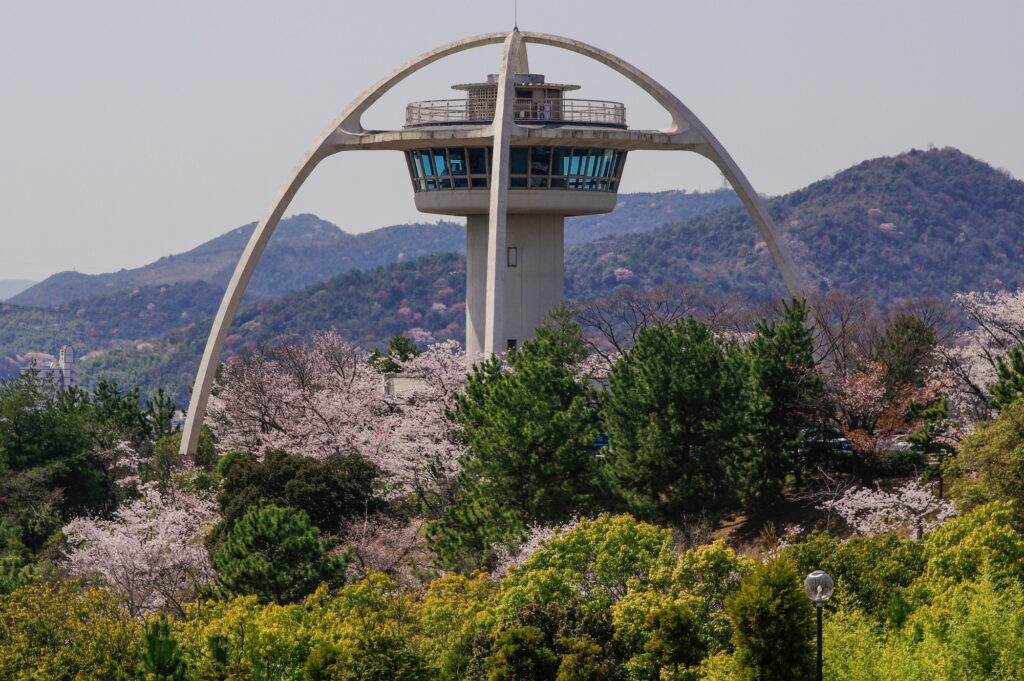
[804,570,835,681]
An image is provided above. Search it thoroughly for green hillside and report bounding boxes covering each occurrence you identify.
[11,215,465,307]
[567,148,1024,301]
[76,253,467,404]
[13,190,737,309]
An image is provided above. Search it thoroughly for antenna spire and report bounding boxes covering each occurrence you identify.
[514,0,518,30]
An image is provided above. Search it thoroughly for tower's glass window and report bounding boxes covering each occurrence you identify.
[468,147,487,174]
[510,148,529,175]
[404,146,626,193]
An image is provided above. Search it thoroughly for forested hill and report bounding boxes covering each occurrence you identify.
[567,148,1024,302]
[78,254,468,404]
[10,215,466,307]
[12,190,738,309]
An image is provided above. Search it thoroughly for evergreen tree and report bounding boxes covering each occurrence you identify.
[429,314,604,570]
[369,335,423,373]
[602,318,752,525]
[745,299,823,503]
[873,312,937,388]
[137,618,188,681]
[212,504,348,605]
[725,557,815,681]
[991,346,1024,412]
[208,449,379,549]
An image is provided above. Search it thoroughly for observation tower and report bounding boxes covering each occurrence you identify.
[405,62,630,355]
[179,29,804,456]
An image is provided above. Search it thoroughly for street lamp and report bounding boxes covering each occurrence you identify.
[804,570,835,681]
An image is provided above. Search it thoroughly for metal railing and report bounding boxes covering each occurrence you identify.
[405,97,626,127]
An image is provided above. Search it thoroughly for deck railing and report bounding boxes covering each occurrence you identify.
[406,97,626,127]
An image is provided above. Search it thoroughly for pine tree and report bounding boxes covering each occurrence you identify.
[212,505,348,605]
[484,627,560,681]
[745,299,823,503]
[602,318,753,525]
[991,346,1024,412]
[726,557,816,681]
[138,618,188,681]
[429,313,605,570]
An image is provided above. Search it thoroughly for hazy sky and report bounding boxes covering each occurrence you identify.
[1,0,1021,282]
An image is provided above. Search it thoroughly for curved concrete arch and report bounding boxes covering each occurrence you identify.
[522,32,805,298]
[179,32,510,456]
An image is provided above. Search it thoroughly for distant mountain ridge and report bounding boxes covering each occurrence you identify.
[12,190,738,309]
[10,216,466,307]
[566,147,1024,302]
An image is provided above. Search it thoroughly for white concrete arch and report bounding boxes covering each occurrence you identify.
[179,29,806,456]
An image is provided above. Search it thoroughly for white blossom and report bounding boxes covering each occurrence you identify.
[63,484,218,617]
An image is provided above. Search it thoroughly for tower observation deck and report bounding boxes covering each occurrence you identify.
[178,29,806,456]
[402,68,631,355]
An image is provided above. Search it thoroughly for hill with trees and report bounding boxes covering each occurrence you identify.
[12,190,737,309]
[567,148,1024,302]
[10,215,466,307]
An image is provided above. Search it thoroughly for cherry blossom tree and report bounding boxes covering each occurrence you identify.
[943,288,1024,425]
[63,483,218,617]
[818,479,955,540]
[208,334,468,509]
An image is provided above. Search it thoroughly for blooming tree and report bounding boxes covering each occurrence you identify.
[63,484,218,617]
[943,288,1024,425]
[818,479,955,540]
[209,333,468,507]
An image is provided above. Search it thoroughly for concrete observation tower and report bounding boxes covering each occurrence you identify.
[179,29,804,456]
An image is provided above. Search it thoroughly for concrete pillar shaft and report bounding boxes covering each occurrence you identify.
[466,214,564,356]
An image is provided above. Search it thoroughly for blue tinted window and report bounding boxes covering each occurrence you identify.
[568,150,585,175]
[448,148,467,175]
[433,150,449,176]
[468,147,487,174]
[471,177,488,188]
[510,148,529,174]
[552,148,570,176]
[531,147,551,175]
[420,151,434,176]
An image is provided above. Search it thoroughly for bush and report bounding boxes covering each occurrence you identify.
[726,557,816,681]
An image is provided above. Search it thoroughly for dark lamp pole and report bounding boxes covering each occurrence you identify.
[804,570,834,681]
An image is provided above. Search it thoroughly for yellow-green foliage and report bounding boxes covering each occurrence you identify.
[408,571,497,680]
[947,400,1024,512]
[915,501,1024,597]
[8,512,1024,680]
[823,576,1024,681]
[499,514,675,615]
[0,581,141,681]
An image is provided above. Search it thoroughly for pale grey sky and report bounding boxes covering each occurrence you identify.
[1,0,1021,282]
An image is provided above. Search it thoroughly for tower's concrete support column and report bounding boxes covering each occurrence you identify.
[466,213,564,357]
